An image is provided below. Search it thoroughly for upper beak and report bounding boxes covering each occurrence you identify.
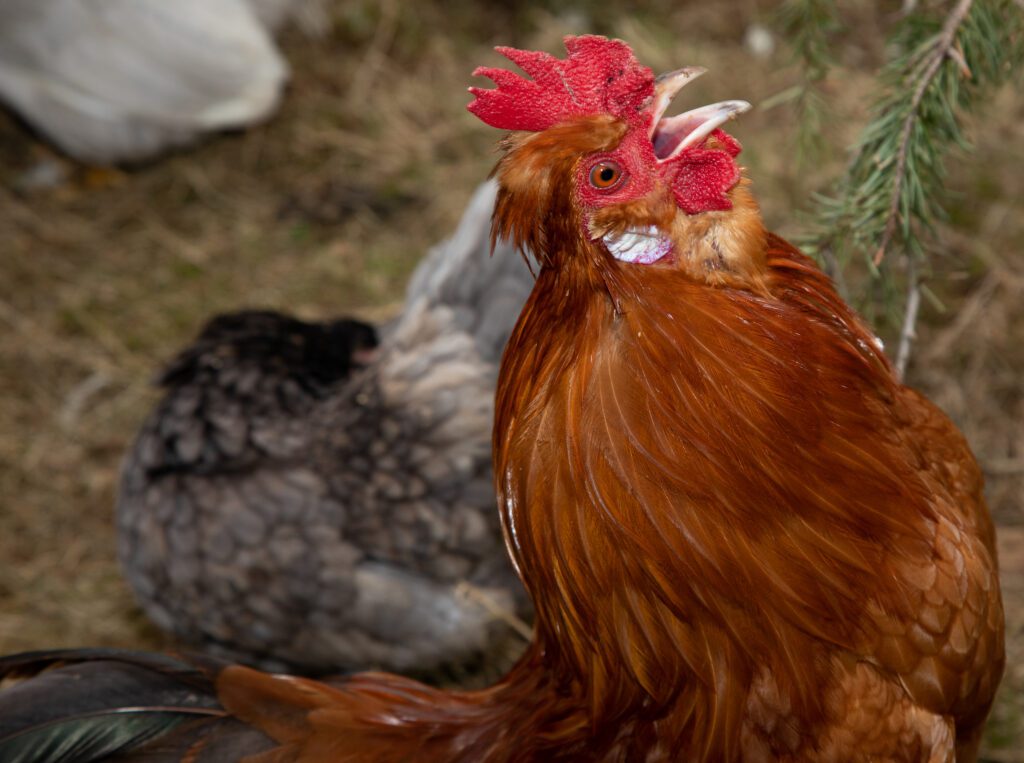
[649,67,706,129]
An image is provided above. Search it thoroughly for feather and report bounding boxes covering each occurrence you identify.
[0,711,208,763]
[0,650,276,763]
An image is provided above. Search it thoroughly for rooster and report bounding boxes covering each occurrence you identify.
[0,36,1004,762]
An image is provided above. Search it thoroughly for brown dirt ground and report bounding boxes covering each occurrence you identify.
[0,0,1020,755]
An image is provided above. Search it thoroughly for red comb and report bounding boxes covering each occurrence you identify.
[468,35,655,132]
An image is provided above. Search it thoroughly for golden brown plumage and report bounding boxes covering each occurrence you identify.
[491,228,1003,761]
[478,35,1003,760]
[0,35,1003,763]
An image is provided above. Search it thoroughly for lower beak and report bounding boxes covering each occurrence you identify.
[653,100,750,160]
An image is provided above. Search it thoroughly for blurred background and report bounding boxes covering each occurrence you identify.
[0,0,1020,755]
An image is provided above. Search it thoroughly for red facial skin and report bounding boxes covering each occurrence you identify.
[470,35,743,218]
[574,127,742,215]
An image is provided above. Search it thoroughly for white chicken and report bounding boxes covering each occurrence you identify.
[0,0,289,164]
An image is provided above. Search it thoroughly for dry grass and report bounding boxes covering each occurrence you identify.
[0,0,1020,753]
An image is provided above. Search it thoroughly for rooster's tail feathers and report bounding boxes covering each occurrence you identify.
[0,649,274,763]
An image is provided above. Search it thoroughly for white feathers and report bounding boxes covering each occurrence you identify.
[0,0,291,163]
[601,226,673,265]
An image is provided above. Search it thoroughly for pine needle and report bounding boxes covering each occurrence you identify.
[774,0,839,166]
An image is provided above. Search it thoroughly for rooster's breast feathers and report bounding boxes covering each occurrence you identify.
[495,231,1003,757]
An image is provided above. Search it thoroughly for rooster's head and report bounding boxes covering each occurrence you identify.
[469,35,765,289]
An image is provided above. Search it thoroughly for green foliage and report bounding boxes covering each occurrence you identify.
[771,0,839,164]
[800,0,1022,332]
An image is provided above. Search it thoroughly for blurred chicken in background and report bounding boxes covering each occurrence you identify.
[0,0,304,165]
[117,181,536,676]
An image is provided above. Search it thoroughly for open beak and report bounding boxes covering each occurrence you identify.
[648,68,750,160]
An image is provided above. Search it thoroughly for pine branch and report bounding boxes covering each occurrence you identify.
[886,0,973,376]
[874,0,973,268]
[772,0,839,165]
[801,0,1023,376]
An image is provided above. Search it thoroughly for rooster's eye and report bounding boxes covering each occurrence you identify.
[589,161,624,190]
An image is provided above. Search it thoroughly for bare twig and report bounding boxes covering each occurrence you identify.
[0,298,121,376]
[980,753,1024,763]
[921,268,1000,362]
[456,582,532,641]
[947,42,972,78]
[895,254,921,379]
[983,458,1024,476]
[818,243,850,300]
[58,371,111,431]
[920,230,1024,365]
[874,0,975,266]
[346,0,399,108]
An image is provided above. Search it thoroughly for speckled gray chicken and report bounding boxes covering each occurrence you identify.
[117,182,534,675]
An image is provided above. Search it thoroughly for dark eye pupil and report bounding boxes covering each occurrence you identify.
[590,162,622,189]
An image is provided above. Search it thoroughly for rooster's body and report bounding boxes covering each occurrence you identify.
[491,230,1002,761]
[0,36,1002,763]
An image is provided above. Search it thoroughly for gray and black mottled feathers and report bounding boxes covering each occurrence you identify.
[401,179,535,362]
[157,310,378,398]
[117,180,534,676]
[0,649,273,763]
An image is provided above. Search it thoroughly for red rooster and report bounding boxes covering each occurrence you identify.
[0,36,1004,762]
